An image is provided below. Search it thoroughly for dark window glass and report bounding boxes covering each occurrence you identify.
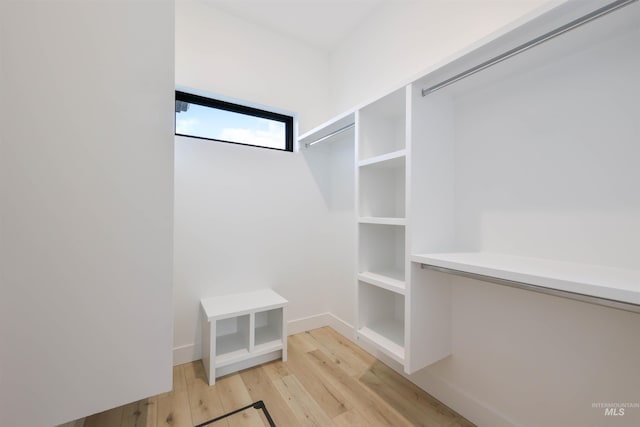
[175,91,294,152]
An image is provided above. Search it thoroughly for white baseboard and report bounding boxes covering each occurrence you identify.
[287,312,333,335]
[325,312,356,340]
[286,312,355,337]
[173,342,202,366]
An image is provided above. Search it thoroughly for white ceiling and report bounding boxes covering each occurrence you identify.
[203,0,388,51]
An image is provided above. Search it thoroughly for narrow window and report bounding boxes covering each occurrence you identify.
[175,91,294,152]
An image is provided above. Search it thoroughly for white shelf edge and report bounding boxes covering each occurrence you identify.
[357,326,405,364]
[358,149,406,167]
[358,217,406,226]
[216,343,283,368]
[411,252,640,308]
[216,348,250,367]
[201,289,288,321]
[358,272,406,295]
[253,339,283,354]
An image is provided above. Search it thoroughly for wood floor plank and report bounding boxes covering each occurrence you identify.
[157,390,193,427]
[216,373,265,427]
[286,335,349,418]
[260,359,290,382]
[121,398,157,427]
[84,406,124,427]
[364,359,464,426]
[307,327,375,377]
[183,361,227,426]
[288,331,319,353]
[240,364,301,427]
[304,349,413,427]
[332,408,377,427]
[272,374,335,427]
[360,368,451,427]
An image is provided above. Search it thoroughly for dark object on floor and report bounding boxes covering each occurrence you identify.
[194,400,276,427]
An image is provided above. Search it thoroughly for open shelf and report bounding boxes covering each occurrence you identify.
[216,315,250,359]
[412,252,640,307]
[358,282,405,364]
[358,88,406,161]
[358,271,405,294]
[358,149,406,168]
[359,224,405,280]
[254,308,283,350]
[359,154,405,219]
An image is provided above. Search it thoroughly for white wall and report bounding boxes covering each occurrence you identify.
[173,1,354,363]
[173,136,355,362]
[0,1,175,426]
[175,0,330,134]
[328,0,552,115]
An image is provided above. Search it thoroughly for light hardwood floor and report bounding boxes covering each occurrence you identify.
[85,327,474,427]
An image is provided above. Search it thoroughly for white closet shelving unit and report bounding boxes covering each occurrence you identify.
[302,0,640,375]
[409,0,640,318]
[355,88,412,365]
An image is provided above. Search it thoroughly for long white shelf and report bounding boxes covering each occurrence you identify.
[411,252,640,309]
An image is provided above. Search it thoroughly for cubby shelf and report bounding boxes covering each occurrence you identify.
[358,149,406,168]
[358,224,405,282]
[358,323,405,364]
[358,271,406,294]
[358,281,406,364]
[358,88,406,161]
[201,289,288,385]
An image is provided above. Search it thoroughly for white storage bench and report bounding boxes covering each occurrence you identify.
[201,289,288,385]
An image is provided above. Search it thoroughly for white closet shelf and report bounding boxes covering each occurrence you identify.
[411,252,640,307]
[358,149,406,168]
[358,321,405,364]
[216,332,248,356]
[216,348,250,367]
[358,271,406,294]
[361,267,405,282]
[358,217,406,226]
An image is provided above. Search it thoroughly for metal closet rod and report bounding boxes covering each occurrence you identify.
[421,0,637,97]
[420,264,640,314]
[304,122,355,148]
